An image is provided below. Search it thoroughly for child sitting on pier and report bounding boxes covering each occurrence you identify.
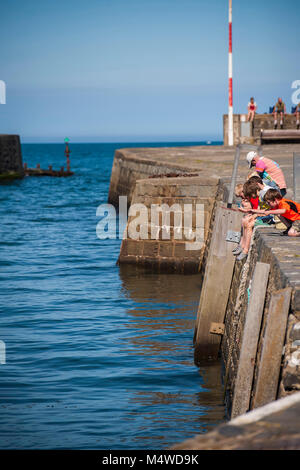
[247,97,257,122]
[233,178,274,260]
[253,189,300,237]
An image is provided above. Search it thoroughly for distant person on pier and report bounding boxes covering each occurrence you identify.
[247,97,257,122]
[294,102,300,129]
[272,97,286,129]
[246,151,287,197]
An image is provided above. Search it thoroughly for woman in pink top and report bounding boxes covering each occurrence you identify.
[246,151,287,196]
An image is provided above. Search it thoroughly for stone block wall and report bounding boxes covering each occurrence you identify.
[0,134,24,178]
[118,176,220,273]
[108,149,199,207]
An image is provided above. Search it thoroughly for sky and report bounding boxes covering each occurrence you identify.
[0,0,299,143]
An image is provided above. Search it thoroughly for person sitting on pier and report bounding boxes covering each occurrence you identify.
[247,97,257,122]
[253,189,300,237]
[246,151,287,196]
[294,102,300,129]
[272,97,286,129]
[233,178,274,261]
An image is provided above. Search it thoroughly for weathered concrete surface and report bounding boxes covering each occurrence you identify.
[252,288,292,409]
[118,175,222,273]
[172,392,300,450]
[108,143,299,206]
[0,134,24,179]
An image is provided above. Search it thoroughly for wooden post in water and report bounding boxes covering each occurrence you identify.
[231,262,270,419]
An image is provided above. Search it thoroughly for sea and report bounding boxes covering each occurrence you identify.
[0,142,225,450]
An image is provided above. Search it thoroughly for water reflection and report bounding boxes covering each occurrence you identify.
[119,265,225,448]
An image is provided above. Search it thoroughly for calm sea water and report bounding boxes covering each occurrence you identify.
[0,142,225,450]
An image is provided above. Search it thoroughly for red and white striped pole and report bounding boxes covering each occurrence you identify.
[228,0,234,146]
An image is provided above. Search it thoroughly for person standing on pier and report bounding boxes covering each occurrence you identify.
[247,97,257,122]
[246,151,287,197]
[294,102,300,129]
[273,97,286,129]
[256,189,300,237]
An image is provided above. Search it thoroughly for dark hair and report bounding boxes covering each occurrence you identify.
[243,180,259,199]
[248,175,263,184]
[263,188,282,202]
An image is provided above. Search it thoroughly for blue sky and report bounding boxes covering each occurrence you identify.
[0,0,299,142]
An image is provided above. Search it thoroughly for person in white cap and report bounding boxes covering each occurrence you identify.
[246,151,287,196]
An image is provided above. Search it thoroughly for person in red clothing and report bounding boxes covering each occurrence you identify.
[233,180,260,260]
[254,189,300,237]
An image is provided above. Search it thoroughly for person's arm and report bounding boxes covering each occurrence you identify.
[284,103,287,114]
[250,208,267,215]
[264,208,286,216]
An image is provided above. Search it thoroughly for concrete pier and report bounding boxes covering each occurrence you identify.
[108,141,300,446]
[118,175,221,273]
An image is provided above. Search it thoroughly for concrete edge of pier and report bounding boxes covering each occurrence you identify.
[171,391,300,450]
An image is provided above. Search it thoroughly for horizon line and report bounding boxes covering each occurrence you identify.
[21,139,223,145]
